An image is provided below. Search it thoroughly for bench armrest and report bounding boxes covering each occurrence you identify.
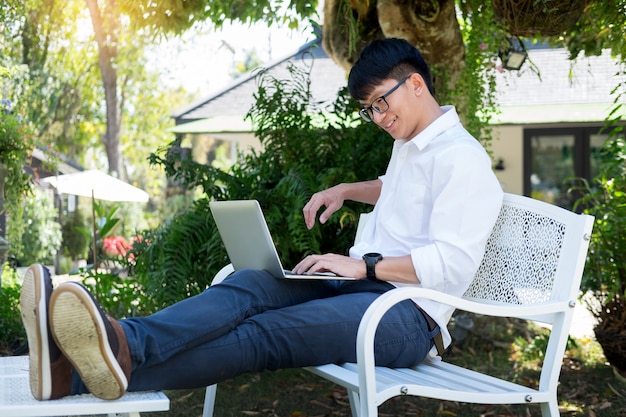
[355,286,572,401]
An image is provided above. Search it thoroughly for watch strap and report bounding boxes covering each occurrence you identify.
[363,253,383,280]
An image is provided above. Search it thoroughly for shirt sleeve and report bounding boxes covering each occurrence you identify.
[410,144,503,296]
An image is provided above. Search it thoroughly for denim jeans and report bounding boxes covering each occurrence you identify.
[71,269,435,393]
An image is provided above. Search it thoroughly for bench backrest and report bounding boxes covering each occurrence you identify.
[464,193,594,307]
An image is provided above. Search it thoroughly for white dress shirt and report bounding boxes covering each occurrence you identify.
[349,106,504,352]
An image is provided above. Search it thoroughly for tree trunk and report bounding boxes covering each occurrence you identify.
[322,0,465,106]
[86,0,124,179]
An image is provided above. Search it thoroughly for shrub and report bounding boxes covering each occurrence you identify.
[149,63,390,273]
[61,210,89,260]
[128,199,225,314]
[109,62,392,314]
[574,134,626,372]
[80,267,143,319]
[575,135,626,309]
[12,188,62,266]
[0,264,25,355]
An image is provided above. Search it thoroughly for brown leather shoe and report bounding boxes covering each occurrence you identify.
[49,282,131,400]
[19,264,72,400]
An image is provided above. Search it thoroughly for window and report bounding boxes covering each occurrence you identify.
[524,127,610,210]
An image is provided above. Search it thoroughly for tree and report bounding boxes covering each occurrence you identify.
[2,0,103,158]
[2,0,189,181]
[85,0,125,178]
[111,0,624,142]
[9,1,622,178]
[323,1,463,97]
[1,0,192,230]
[116,1,624,84]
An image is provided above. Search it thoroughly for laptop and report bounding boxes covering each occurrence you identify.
[209,200,355,280]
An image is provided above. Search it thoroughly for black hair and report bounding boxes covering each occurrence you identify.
[347,38,435,101]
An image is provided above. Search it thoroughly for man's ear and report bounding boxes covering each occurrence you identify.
[408,73,425,96]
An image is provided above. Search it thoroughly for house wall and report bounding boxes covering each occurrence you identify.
[215,124,528,197]
[491,125,524,195]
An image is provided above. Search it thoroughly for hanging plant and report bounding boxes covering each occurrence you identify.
[492,0,590,36]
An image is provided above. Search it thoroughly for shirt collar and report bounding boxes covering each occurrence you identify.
[409,105,460,150]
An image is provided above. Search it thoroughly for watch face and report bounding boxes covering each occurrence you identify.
[364,253,383,262]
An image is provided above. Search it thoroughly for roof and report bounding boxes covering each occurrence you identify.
[29,147,83,178]
[172,39,624,129]
[493,48,624,124]
[171,36,347,126]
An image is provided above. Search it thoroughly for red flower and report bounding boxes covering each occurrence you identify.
[103,236,131,257]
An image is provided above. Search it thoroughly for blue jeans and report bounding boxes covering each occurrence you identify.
[72,269,435,393]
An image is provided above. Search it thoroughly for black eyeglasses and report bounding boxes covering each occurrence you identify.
[359,75,412,122]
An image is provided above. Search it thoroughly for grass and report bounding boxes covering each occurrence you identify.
[143,314,626,417]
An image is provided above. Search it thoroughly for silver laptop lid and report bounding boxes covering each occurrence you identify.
[209,199,286,278]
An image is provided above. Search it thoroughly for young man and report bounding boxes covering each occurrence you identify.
[20,38,503,401]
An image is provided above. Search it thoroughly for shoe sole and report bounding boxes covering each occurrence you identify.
[20,264,52,400]
[50,283,128,400]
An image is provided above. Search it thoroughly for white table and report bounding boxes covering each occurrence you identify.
[0,356,169,417]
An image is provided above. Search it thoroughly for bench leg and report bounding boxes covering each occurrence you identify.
[346,389,359,417]
[540,399,559,417]
[203,384,218,417]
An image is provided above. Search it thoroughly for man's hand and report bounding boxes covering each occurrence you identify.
[292,253,366,279]
[303,180,382,229]
[302,185,346,230]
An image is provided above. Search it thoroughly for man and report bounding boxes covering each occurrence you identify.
[20,38,503,401]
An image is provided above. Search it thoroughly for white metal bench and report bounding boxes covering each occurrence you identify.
[0,355,169,417]
[201,193,594,417]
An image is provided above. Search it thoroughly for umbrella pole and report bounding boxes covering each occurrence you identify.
[92,190,97,271]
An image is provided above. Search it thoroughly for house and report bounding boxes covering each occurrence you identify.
[171,35,625,210]
[170,37,346,165]
[490,46,624,209]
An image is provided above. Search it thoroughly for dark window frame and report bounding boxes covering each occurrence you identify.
[523,126,605,196]
[522,125,618,210]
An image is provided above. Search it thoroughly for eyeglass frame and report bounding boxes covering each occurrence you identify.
[359,74,412,122]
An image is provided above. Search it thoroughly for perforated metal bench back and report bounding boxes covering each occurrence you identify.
[464,195,583,305]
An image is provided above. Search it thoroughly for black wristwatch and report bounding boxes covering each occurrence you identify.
[362,252,383,280]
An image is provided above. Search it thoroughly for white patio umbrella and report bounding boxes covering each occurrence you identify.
[40,170,149,203]
[41,170,149,270]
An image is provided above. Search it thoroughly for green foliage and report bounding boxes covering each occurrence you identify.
[565,1,626,58]
[11,188,62,266]
[455,1,502,149]
[73,201,149,317]
[574,135,626,311]
[0,263,26,354]
[514,330,579,365]
[128,62,390,311]
[75,200,122,266]
[128,198,226,313]
[576,135,626,295]
[0,98,34,230]
[1,0,185,220]
[94,202,122,239]
[61,210,89,260]
[80,268,143,319]
[0,111,32,207]
[239,64,389,263]
[2,0,103,156]
[149,62,390,275]
[118,0,319,34]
